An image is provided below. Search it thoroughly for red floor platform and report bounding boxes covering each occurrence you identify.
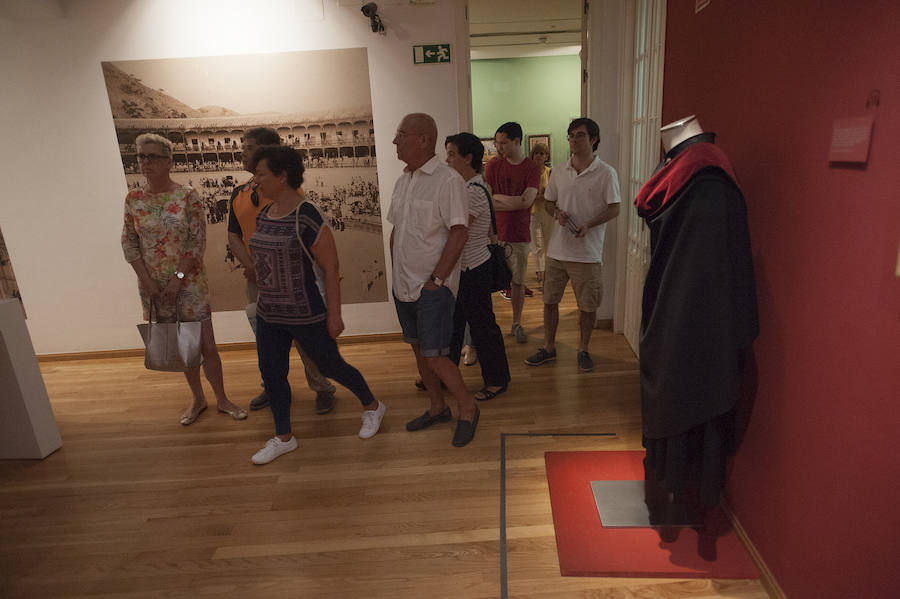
[544,450,759,578]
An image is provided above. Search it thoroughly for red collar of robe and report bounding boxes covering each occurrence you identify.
[634,143,738,219]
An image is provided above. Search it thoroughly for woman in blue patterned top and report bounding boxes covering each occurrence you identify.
[247,146,385,465]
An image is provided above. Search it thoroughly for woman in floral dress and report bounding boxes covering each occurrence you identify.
[121,133,246,425]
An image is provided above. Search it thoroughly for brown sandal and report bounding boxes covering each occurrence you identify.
[218,405,248,420]
[180,404,207,426]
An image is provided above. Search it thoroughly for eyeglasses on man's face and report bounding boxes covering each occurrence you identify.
[137,153,169,162]
[567,131,589,141]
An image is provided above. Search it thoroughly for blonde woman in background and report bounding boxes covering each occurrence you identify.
[529,143,553,289]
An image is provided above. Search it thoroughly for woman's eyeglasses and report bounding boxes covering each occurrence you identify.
[137,153,168,162]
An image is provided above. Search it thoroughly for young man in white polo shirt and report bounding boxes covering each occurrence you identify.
[525,118,620,372]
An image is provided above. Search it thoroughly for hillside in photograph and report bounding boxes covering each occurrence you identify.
[101,62,237,119]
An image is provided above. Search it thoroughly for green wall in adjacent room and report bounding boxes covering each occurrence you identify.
[471,55,581,168]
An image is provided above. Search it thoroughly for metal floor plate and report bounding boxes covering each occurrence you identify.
[590,480,703,528]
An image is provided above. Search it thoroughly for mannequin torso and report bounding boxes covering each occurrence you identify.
[660,115,704,152]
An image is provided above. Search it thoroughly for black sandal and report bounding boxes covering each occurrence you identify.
[475,385,507,401]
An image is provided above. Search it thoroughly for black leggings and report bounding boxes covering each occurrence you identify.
[256,316,374,435]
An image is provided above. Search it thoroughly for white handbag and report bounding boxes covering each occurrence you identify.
[137,300,203,372]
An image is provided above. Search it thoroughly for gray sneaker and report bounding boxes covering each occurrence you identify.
[525,347,557,366]
[315,391,336,414]
[577,351,595,372]
[249,390,270,410]
[513,323,527,344]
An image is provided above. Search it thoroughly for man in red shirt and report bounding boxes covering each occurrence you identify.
[484,122,541,343]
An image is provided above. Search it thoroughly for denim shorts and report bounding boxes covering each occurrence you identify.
[394,286,456,357]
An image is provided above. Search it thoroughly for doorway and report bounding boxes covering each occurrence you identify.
[467,0,583,168]
[460,0,667,354]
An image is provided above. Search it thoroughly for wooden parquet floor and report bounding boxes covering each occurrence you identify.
[0,274,768,598]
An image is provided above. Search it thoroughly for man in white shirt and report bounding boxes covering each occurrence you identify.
[525,118,621,372]
[388,113,480,447]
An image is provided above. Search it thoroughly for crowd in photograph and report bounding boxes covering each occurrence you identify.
[124,156,376,174]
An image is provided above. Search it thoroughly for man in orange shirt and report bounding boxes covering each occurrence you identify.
[227,127,337,413]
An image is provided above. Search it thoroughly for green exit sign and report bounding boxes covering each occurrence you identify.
[413,44,451,64]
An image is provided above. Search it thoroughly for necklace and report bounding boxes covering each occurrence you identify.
[268,201,301,219]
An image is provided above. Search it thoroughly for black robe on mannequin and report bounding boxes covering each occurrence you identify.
[635,138,758,509]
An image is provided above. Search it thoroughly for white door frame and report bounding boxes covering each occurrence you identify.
[454,0,473,132]
[582,0,631,325]
[618,0,666,355]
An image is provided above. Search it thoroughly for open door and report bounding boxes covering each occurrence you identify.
[620,0,666,355]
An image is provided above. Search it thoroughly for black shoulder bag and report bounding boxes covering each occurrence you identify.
[469,181,511,293]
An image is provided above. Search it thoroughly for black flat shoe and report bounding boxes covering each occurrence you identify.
[406,406,453,431]
[452,407,480,447]
[475,384,507,401]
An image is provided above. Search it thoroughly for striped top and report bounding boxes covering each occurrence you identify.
[460,174,492,271]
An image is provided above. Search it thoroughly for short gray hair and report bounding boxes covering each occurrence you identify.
[135,133,173,156]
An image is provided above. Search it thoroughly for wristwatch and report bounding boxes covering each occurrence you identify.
[175,271,186,281]
[430,273,444,287]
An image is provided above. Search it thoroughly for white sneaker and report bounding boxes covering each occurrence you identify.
[359,401,386,439]
[251,436,298,465]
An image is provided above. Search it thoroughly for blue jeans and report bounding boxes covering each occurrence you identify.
[256,316,374,435]
[393,286,456,357]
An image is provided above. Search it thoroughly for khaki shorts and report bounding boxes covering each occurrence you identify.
[501,241,530,286]
[543,257,603,312]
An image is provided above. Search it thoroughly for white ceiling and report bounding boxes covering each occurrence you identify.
[468,0,582,60]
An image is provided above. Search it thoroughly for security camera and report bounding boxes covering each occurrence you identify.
[361,2,385,33]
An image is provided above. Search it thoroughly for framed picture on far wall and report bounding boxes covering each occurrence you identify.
[481,137,499,163]
[528,134,550,158]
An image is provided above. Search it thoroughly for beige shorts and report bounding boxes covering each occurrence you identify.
[543,257,603,312]
[501,241,530,286]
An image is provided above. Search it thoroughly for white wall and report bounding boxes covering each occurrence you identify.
[0,0,465,354]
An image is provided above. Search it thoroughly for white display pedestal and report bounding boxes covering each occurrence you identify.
[0,298,62,459]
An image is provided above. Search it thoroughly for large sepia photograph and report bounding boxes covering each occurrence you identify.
[102,48,387,312]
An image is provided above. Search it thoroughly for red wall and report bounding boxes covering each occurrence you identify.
[662,2,900,597]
